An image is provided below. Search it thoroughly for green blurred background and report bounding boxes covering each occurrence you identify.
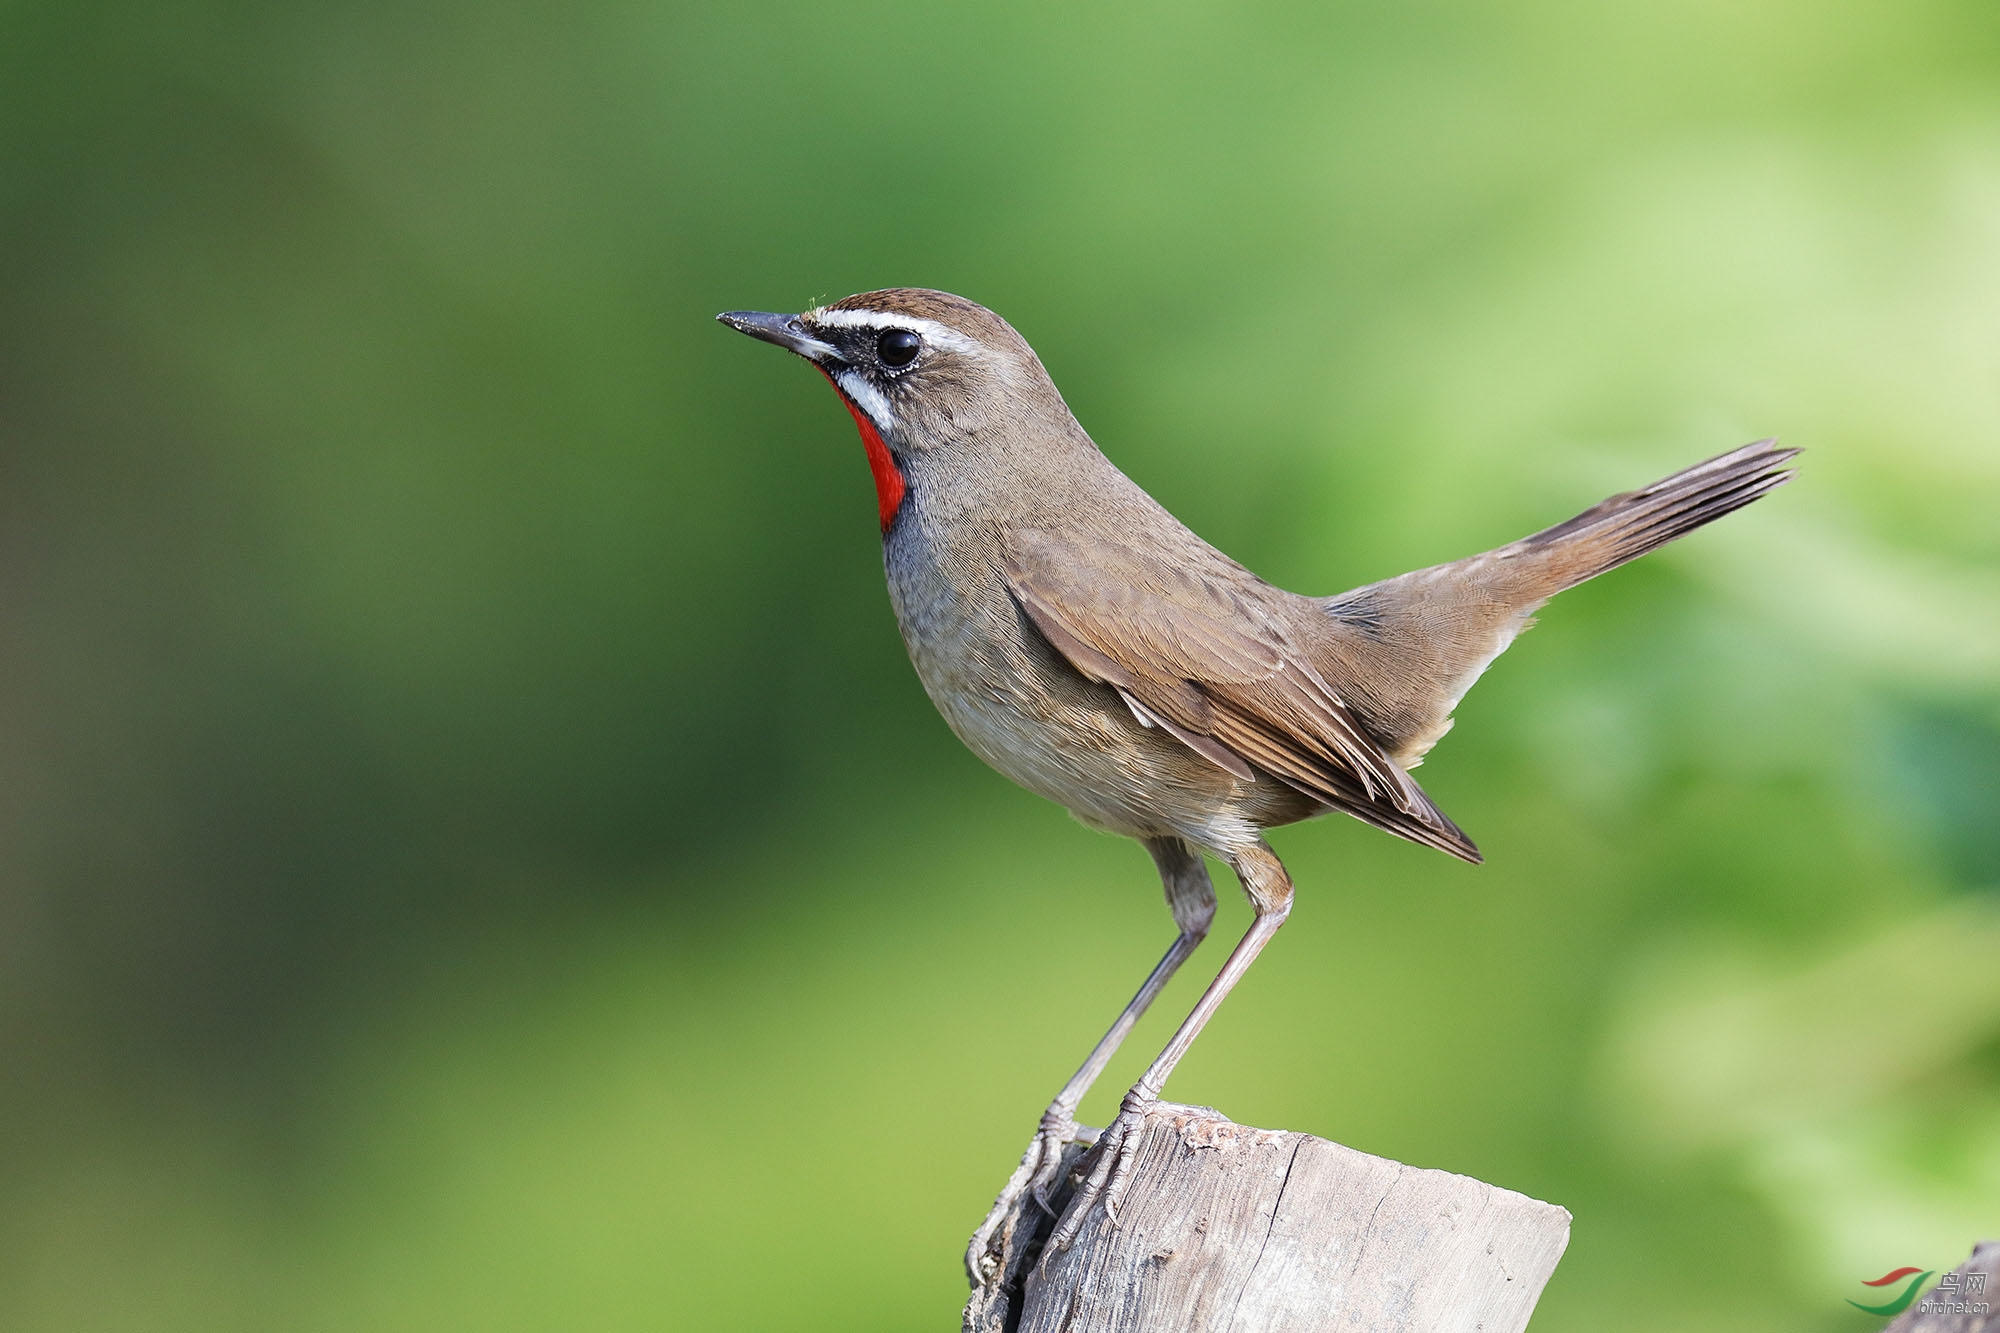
[3,1,1997,1328]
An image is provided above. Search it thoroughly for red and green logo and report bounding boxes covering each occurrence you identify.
[1848,1266,1935,1316]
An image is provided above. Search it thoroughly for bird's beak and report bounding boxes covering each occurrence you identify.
[716,310,840,363]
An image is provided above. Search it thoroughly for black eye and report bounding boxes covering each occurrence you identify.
[876,328,921,368]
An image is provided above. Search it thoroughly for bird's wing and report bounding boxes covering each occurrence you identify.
[1001,528,1480,862]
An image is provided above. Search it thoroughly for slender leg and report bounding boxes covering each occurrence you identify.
[965,837,1215,1284]
[1049,839,1294,1251]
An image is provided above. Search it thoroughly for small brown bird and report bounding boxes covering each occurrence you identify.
[718,289,1795,1283]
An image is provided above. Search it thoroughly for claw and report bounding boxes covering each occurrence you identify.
[1028,1111,1088,1212]
[1049,1088,1158,1251]
[966,1105,1089,1286]
[965,1139,1040,1285]
[1102,1121,1144,1208]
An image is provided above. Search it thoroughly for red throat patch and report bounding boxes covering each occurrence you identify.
[819,368,907,532]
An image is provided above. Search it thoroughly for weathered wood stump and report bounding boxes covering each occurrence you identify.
[965,1102,1570,1333]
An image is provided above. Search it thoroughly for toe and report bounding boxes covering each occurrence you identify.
[1101,1122,1145,1218]
[1049,1093,1164,1251]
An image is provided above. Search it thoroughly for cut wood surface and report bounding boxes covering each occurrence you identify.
[964,1102,1570,1333]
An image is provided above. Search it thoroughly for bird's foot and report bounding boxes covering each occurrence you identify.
[1048,1085,1157,1252]
[964,1105,1096,1286]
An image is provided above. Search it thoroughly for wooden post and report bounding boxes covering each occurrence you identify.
[965,1102,1570,1333]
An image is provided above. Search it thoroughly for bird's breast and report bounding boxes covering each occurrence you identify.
[877,517,1272,852]
[881,519,1053,774]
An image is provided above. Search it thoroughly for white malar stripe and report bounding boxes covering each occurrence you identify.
[807,307,981,354]
[834,370,896,432]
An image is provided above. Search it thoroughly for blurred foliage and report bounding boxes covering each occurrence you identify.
[1,0,1997,1329]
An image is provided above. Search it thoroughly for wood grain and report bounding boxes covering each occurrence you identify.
[965,1103,1569,1333]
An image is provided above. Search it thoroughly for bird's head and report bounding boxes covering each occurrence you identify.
[718,288,1078,531]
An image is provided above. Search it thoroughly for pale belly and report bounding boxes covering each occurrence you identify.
[881,540,1285,855]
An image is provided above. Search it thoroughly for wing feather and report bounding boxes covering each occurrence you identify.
[1001,528,1480,863]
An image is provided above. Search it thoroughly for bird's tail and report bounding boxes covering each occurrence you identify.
[1499,438,1799,594]
[1317,438,1798,777]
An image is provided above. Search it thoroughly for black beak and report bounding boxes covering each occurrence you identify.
[716,310,840,362]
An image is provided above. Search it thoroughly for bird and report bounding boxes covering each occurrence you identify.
[716,288,1796,1285]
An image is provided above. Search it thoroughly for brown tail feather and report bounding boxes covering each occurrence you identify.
[1509,438,1800,593]
[1314,438,1799,796]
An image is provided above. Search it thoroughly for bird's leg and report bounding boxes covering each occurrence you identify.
[1050,840,1294,1252]
[1022,840,1216,1202]
[964,838,1214,1285]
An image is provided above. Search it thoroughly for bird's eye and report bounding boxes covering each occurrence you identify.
[876,328,922,368]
